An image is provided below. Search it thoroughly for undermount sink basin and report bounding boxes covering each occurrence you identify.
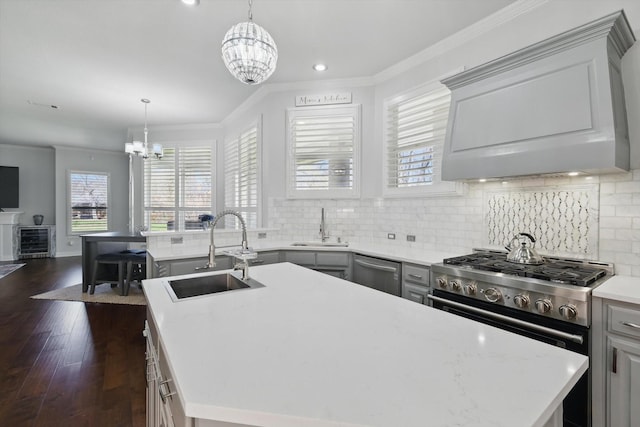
[291,241,349,247]
[167,272,264,301]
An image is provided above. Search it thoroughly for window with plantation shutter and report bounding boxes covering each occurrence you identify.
[68,171,110,234]
[224,122,260,229]
[286,105,361,198]
[384,83,452,195]
[144,143,214,231]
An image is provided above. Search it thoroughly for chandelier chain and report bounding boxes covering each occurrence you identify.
[248,0,253,21]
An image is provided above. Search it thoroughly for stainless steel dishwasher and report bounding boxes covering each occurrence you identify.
[352,254,401,296]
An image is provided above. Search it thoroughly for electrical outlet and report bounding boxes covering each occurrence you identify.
[387,233,396,240]
[406,235,416,242]
[258,232,267,239]
[171,237,184,245]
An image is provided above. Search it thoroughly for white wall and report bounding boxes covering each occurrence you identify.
[0,143,55,225]
[54,146,129,256]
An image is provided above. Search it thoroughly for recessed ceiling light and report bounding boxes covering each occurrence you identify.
[568,171,580,176]
[313,63,328,72]
[181,0,199,6]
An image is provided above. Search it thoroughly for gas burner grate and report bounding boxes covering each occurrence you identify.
[443,252,608,287]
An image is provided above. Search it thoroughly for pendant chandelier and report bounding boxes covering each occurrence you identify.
[221,0,278,85]
[124,98,163,159]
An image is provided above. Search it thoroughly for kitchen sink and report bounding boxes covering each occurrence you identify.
[291,241,349,247]
[167,272,264,301]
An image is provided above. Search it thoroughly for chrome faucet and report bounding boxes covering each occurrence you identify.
[319,207,329,242]
[201,210,254,279]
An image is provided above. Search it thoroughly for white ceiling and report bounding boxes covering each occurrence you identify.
[0,0,516,152]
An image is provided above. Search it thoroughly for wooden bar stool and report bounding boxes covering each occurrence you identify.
[90,252,128,295]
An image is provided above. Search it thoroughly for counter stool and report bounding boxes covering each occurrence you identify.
[123,251,147,296]
[90,252,128,295]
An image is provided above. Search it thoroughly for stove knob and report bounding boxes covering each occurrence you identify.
[482,287,502,303]
[450,280,462,292]
[436,277,448,289]
[513,294,530,309]
[535,299,553,314]
[559,304,578,320]
[464,282,477,296]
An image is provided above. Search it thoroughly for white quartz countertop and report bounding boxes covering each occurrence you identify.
[593,275,640,305]
[147,240,460,266]
[143,263,587,427]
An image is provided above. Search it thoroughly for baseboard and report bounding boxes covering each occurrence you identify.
[54,250,81,258]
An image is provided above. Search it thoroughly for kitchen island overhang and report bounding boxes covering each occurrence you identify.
[142,262,587,427]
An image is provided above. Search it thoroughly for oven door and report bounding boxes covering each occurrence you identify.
[429,289,589,427]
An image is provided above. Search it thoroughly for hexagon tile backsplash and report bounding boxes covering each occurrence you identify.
[484,184,599,259]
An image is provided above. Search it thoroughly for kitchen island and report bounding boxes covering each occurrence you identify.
[142,262,587,427]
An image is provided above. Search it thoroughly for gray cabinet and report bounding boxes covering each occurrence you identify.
[282,250,351,280]
[248,251,280,266]
[592,298,640,426]
[152,255,232,278]
[145,315,189,427]
[401,263,430,305]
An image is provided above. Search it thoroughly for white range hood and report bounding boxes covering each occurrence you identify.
[440,11,636,181]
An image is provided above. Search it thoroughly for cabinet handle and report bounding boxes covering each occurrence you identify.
[159,379,176,403]
[408,273,423,280]
[251,259,265,264]
[620,321,640,330]
[612,347,618,374]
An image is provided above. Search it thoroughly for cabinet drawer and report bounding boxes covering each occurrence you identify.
[402,282,429,305]
[609,305,640,339]
[249,251,280,266]
[403,263,429,286]
[316,252,349,267]
[283,251,315,266]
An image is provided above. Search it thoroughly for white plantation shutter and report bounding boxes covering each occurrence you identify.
[225,124,260,229]
[68,171,110,234]
[144,144,214,231]
[287,105,360,198]
[385,85,450,191]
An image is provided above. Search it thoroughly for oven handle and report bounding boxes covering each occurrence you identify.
[427,295,584,345]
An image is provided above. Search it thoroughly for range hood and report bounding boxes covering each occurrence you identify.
[440,11,636,181]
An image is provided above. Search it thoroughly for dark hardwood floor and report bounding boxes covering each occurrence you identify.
[0,257,146,427]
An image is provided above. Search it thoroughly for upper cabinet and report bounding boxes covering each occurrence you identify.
[440,11,636,181]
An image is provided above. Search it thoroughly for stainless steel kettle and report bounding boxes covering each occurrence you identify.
[505,233,544,265]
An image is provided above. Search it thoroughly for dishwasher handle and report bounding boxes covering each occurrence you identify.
[354,258,398,273]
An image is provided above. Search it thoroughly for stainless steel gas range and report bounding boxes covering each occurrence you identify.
[429,250,613,427]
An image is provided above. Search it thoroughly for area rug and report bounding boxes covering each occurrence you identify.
[0,263,25,280]
[30,283,146,306]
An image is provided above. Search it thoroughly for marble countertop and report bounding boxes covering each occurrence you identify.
[593,275,640,305]
[147,240,461,267]
[143,263,587,427]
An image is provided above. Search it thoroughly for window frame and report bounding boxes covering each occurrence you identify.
[143,141,216,232]
[67,170,111,235]
[286,104,361,199]
[383,81,464,198]
[224,118,262,229]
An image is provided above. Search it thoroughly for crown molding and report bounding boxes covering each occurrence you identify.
[373,0,549,84]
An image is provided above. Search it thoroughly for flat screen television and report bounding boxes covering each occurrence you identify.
[0,166,19,210]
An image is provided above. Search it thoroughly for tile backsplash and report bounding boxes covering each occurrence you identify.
[484,184,599,258]
[268,170,640,276]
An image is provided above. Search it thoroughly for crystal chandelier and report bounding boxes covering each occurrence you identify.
[124,98,163,159]
[221,0,278,85]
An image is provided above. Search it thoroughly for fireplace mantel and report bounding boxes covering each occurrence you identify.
[0,212,23,260]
